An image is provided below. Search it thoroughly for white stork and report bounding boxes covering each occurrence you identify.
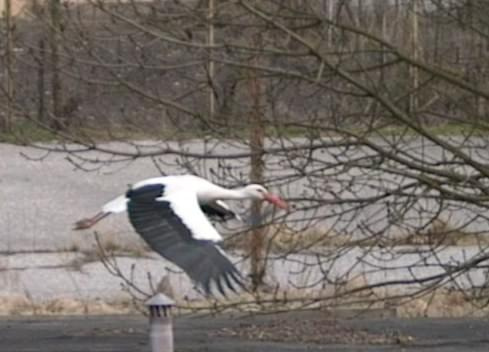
[74,174,288,295]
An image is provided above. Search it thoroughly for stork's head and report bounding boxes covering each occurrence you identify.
[243,184,288,209]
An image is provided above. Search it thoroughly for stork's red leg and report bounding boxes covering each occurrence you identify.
[73,211,110,230]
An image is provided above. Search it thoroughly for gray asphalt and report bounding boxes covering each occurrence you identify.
[4,140,486,253]
[2,143,487,302]
[1,311,489,351]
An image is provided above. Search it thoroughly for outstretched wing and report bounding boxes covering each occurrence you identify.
[126,184,243,295]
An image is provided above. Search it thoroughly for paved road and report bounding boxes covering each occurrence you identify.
[1,311,489,351]
[2,142,488,302]
[3,140,487,253]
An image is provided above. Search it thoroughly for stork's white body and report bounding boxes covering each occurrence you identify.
[101,175,240,242]
[103,175,225,213]
[103,175,242,211]
[74,174,287,295]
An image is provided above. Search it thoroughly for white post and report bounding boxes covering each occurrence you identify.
[146,293,175,352]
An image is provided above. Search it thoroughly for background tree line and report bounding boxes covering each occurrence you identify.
[2,0,489,134]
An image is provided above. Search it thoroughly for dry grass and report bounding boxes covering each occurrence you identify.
[64,231,152,271]
[224,224,351,252]
[226,218,489,253]
[396,289,489,318]
[0,295,137,315]
[395,219,489,246]
[266,225,349,251]
[173,272,489,319]
[0,284,487,318]
[95,234,149,258]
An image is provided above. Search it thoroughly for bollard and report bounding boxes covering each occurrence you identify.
[146,293,175,352]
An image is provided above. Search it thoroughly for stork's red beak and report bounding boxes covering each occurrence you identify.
[263,193,288,210]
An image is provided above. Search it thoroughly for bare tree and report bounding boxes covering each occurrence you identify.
[5,0,489,313]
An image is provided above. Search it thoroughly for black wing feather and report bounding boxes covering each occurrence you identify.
[200,202,237,222]
[126,184,243,295]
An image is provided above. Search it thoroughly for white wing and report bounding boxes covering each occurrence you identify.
[160,192,223,242]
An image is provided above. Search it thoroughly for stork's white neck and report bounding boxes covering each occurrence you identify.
[198,185,250,202]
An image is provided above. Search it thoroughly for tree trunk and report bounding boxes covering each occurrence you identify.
[208,0,216,122]
[37,38,46,123]
[410,0,419,116]
[49,0,64,130]
[248,33,266,292]
[2,0,14,132]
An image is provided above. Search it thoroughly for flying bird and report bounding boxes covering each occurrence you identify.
[74,174,288,295]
